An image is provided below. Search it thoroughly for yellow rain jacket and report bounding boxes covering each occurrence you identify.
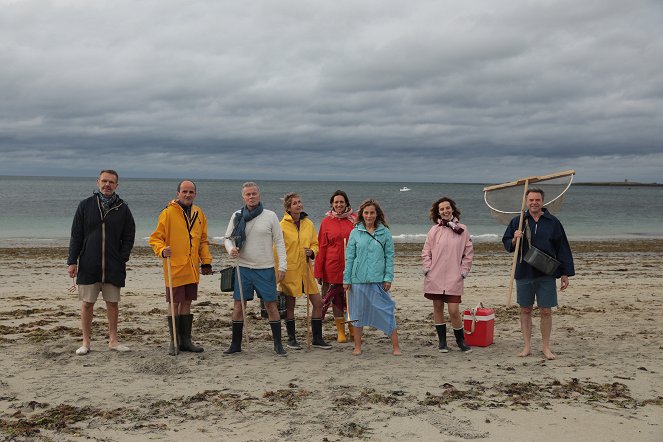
[276,212,319,297]
[149,200,213,288]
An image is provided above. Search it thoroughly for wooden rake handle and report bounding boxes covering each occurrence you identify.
[506,180,529,306]
[166,255,178,355]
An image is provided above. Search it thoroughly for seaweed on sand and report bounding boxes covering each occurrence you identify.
[334,387,403,408]
[0,404,125,438]
[263,388,312,408]
[338,421,371,438]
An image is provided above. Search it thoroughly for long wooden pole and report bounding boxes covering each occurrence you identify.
[232,238,249,349]
[166,256,178,355]
[506,180,529,306]
[305,256,312,352]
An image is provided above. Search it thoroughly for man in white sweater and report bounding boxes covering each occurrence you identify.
[224,182,288,356]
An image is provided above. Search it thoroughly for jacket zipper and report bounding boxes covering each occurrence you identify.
[181,206,199,276]
[96,198,106,283]
[97,198,124,284]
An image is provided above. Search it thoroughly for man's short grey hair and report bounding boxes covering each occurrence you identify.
[242,182,260,192]
[99,169,119,182]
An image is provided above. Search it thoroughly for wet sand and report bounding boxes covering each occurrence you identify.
[1,240,662,441]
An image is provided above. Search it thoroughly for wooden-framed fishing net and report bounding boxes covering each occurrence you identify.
[483,170,575,305]
[484,170,575,225]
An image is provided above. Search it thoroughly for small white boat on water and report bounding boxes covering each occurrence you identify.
[399,186,411,192]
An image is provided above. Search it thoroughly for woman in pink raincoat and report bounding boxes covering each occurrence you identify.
[421,197,474,353]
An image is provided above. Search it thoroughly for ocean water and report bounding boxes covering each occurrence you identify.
[1,176,662,247]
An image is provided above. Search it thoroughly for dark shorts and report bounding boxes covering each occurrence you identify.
[233,267,278,302]
[516,276,557,308]
[425,293,462,303]
[165,283,198,303]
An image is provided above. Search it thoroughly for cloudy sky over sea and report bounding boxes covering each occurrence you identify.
[2,0,662,183]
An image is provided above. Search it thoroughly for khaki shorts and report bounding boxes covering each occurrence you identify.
[78,283,121,303]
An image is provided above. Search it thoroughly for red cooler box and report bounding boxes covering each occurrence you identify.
[463,304,495,347]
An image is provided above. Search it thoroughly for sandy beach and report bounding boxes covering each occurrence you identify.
[1,240,662,441]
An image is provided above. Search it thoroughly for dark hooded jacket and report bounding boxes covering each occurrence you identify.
[67,193,136,287]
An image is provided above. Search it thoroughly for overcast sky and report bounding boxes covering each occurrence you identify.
[1,0,662,183]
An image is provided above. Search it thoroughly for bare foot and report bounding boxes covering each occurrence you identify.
[392,347,402,356]
[518,347,531,357]
[542,348,556,360]
[352,348,362,356]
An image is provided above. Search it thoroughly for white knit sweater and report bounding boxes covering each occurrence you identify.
[224,209,286,271]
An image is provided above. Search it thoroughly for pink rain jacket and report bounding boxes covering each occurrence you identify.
[421,222,474,296]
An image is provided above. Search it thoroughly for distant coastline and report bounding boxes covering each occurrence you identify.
[576,181,661,187]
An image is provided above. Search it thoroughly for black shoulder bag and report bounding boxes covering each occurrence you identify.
[523,219,561,276]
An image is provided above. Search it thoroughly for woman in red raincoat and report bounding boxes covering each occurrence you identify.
[314,190,355,342]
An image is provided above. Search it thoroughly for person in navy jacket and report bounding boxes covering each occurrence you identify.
[67,170,135,356]
[503,188,575,360]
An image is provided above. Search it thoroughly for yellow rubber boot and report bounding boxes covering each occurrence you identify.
[334,317,347,343]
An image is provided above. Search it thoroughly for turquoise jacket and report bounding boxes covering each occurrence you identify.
[343,223,395,284]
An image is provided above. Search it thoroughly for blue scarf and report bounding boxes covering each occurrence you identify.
[231,202,264,250]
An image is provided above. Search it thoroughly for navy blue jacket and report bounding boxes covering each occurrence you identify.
[502,209,575,279]
[67,193,136,287]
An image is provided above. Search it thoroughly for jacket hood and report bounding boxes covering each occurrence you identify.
[525,207,554,220]
[94,191,125,206]
[325,208,356,221]
[167,199,198,210]
[283,211,310,223]
[356,223,386,233]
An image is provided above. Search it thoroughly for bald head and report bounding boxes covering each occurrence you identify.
[177,180,197,207]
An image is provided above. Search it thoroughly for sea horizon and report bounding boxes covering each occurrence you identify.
[1,173,660,186]
[2,175,662,248]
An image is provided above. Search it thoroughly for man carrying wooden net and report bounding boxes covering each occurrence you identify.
[502,187,575,360]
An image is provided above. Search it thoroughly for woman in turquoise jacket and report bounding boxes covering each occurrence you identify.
[343,199,401,356]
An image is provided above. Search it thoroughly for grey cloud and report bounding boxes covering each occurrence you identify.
[1,0,662,182]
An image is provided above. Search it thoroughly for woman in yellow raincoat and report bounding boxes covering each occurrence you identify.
[278,192,332,350]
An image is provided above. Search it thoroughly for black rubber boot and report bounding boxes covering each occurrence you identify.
[285,319,302,350]
[270,320,287,357]
[167,316,180,356]
[435,324,449,353]
[454,327,472,353]
[311,318,332,349]
[178,314,204,352]
[223,321,243,355]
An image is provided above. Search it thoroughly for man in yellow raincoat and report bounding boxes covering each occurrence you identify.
[150,180,213,355]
